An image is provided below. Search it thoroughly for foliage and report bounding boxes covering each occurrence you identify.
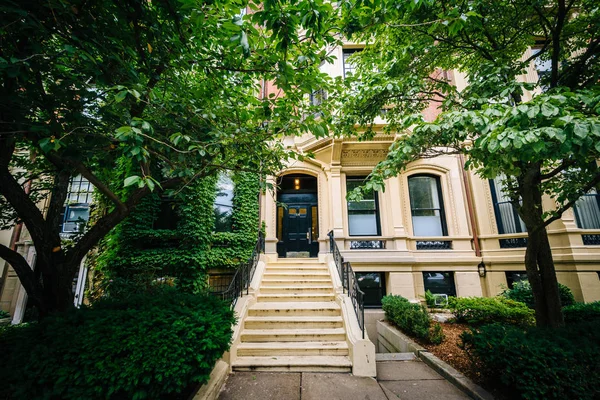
[95,171,259,294]
[563,301,600,324]
[0,310,9,319]
[382,295,444,344]
[461,321,600,399]
[422,290,436,308]
[338,0,600,327]
[448,296,534,327]
[0,287,235,399]
[0,0,339,313]
[501,281,575,309]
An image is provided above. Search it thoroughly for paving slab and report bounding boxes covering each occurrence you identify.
[379,379,470,400]
[301,373,388,400]
[376,360,444,381]
[217,372,301,400]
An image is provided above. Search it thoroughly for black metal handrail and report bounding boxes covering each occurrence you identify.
[210,232,264,307]
[328,230,365,338]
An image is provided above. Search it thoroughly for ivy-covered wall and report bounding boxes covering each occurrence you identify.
[95,172,260,293]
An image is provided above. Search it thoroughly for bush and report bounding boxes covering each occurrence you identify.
[563,301,600,324]
[0,287,235,400]
[382,295,444,344]
[461,321,600,399]
[448,296,534,327]
[502,280,575,308]
[0,310,9,319]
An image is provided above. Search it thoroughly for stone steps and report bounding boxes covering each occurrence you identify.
[231,355,352,372]
[240,328,347,342]
[244,316,344,329]
[234,260,350,372]
[236,341,349,356]
[256,293,336,302]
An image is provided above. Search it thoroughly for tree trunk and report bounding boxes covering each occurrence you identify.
[520,165,564,328]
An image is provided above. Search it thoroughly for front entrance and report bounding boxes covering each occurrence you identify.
[277,174,319,258]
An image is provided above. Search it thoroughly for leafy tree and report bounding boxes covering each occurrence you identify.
[0,0,338,316]
[338,0,600,327]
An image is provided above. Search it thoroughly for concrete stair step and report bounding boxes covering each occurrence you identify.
[261,278,332,286]
[231,356,352,372]
[375,353,416,362]
[244,316,344,329]
[266,264,328,270]
[256,293,336,302]
[240,328,346,342]
[263,271,331,277]
[260,285,333,293]
[236,341,349,356]
[249,302,341,316]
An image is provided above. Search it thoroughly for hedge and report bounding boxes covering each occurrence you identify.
[382,295,444,344]
[502,280,575,309]
[563,301,600,324]
[461,321,600,399]
[448,296,535,326]
[0,287,235,399]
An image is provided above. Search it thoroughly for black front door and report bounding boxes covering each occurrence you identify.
[286,205,311,253]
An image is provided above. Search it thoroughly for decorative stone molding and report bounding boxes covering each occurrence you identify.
[341,149,388,166]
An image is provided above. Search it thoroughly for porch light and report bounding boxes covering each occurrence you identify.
[477,262,487,277]
[294,178,300,190]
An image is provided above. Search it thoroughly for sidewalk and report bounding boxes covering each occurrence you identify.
[217,358,470,400]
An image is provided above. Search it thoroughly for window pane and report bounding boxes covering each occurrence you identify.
[491,176,526,234]
[505,271,528,289]
[412,214,443,236]
[575,190,600,229]
[408,176,440,210]
[423,272,456,297]
[214,173,234,232]
[349,214,378,236]
[356,272,386,307]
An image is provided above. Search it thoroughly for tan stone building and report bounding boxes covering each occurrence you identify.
[259,44,600,313]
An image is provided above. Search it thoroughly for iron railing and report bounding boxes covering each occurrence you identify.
[328,230,365,338]
[210,232,264,307]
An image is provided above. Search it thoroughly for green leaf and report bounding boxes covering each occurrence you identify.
[124,176,142,188]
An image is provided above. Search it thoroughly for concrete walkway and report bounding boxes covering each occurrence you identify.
[217,359,470,400]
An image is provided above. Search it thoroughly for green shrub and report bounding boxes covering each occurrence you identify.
[448,296,534,326]
[563,301,600,324]
[0,287,235,400]
[502,280,575,308]
[0,310,9,319]
[382,295,443,344]
[461,321,600,399]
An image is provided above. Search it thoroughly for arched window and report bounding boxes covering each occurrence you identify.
[489,176,526,234]
[214,173,234,232]
[574,188,600,229]
[408,175,447,236]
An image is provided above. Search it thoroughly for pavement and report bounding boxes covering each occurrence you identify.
[217,359,471,400]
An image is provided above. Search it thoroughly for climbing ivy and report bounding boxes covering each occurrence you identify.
[93,172,260,294]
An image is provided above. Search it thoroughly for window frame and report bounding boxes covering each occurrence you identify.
[342,48,362,78]
[356,272,387,308]
[422,271,456,297]
[60,175,93,234]
[408,174,448,237]
[346,176,382,237]
[489,177,527,234]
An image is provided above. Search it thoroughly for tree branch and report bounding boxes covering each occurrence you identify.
[542,172,600,229]
[0,242,43,308]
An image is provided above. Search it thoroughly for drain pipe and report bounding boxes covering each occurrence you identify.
[459,154,481,257]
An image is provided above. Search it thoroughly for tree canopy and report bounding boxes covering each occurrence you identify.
[338,0,600,327]
[0,0,339,314]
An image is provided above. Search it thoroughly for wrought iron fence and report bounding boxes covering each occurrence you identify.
[328,230,365,338]
[209,232,264,307]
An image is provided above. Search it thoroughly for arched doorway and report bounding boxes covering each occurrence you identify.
[276,174,319,258]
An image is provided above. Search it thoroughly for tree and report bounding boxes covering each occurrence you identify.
[338,0,600,327]
[0,0,338,316]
